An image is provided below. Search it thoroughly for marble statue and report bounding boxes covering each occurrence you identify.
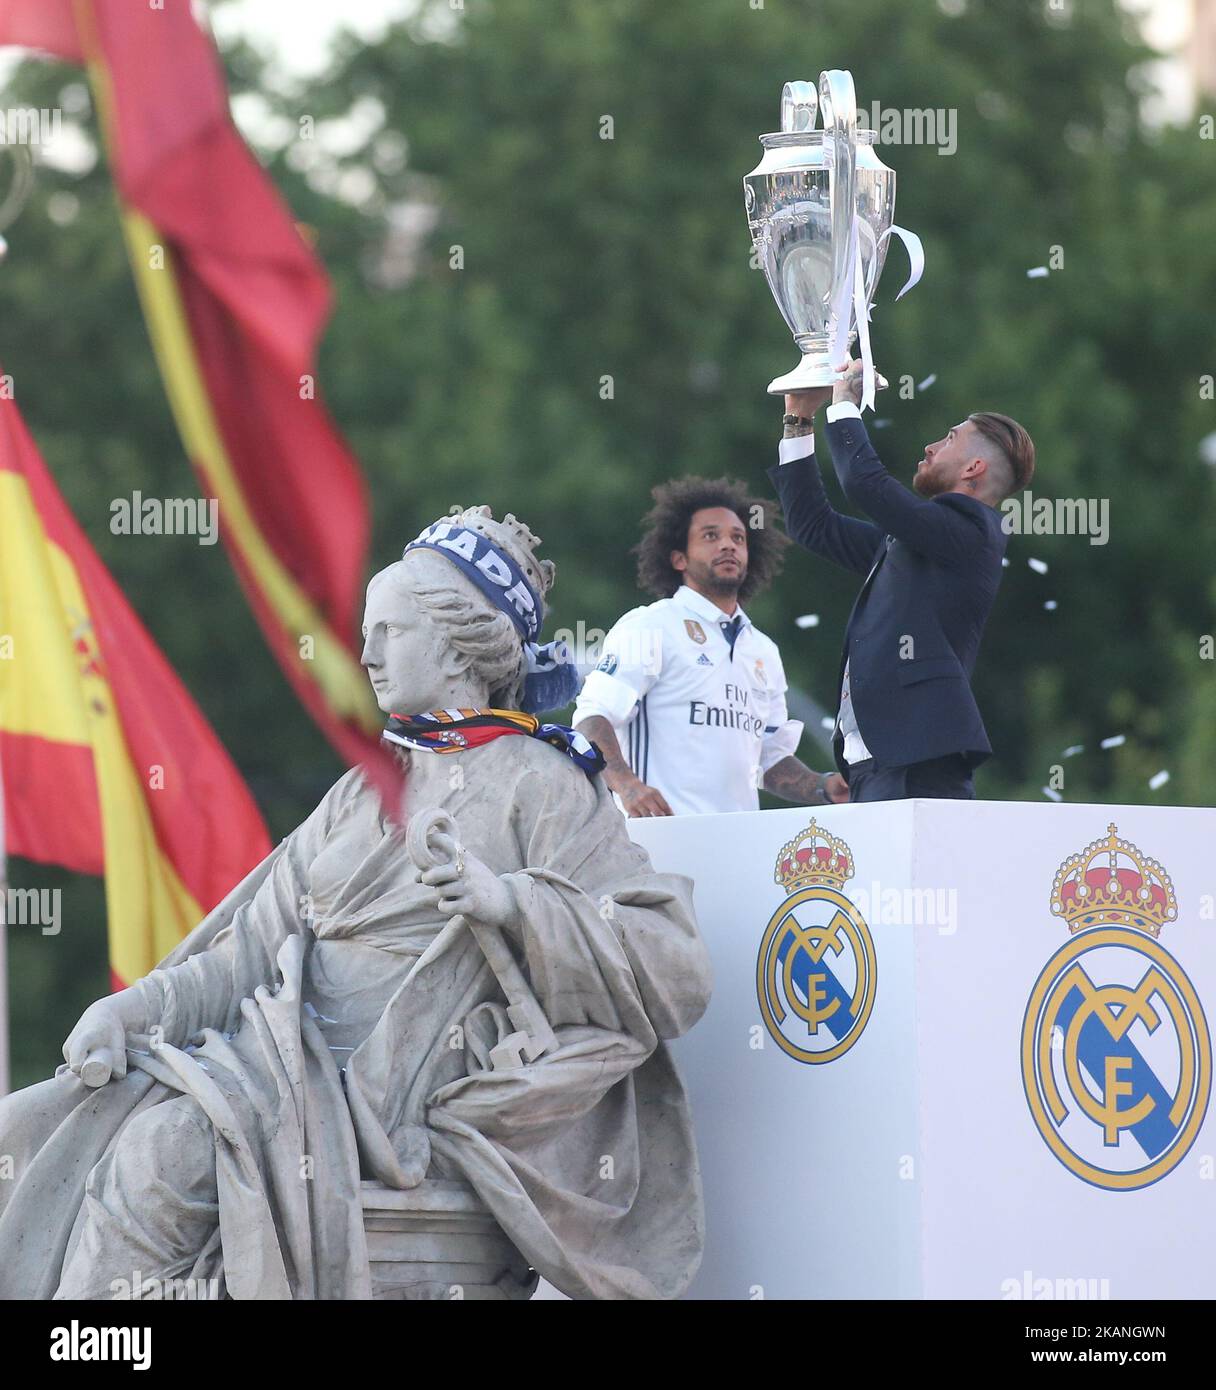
[0,507,712,1300]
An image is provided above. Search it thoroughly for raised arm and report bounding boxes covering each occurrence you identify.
[766,398,885,577]
[823,405,990,566]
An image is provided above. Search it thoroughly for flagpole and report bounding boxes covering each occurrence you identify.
[0,149,30,1100]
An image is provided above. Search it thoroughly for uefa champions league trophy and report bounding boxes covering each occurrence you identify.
[744,70,913,397]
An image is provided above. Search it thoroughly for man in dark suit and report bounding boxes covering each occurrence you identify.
[767,358,1035,802]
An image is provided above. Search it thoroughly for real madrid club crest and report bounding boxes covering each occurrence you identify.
[756,820,876,1064]
[1021,824,1211,1191]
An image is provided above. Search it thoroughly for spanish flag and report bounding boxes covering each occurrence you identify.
[0,387,271,987]
[0,0,392,787]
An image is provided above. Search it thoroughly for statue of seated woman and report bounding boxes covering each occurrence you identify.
[0,507,711,1300]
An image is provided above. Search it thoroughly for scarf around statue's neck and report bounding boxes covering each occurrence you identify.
[383,708,605,777]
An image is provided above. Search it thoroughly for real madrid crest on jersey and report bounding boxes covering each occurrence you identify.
[756,820,877,1064]
[684,619,707,644]
[1021,824,1211,1191]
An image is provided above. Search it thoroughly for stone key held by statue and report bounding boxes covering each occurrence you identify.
[79,1053,113,1087]
[406,805,559,1069]
[76,1035,152,1089]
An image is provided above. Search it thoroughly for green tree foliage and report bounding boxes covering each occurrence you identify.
[2,0,1215,1081]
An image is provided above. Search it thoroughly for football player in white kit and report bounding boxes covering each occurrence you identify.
[573,476,847,816]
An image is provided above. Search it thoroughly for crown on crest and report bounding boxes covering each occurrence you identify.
[1050,823,1176,938]
[775,819,854,893]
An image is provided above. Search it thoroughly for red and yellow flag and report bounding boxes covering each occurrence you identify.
[0,389,272,987]
[0,0,394,790]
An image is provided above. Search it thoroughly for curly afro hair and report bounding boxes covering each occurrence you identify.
[634,475,790,603]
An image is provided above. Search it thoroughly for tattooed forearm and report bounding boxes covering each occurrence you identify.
[762,755,831,804]
[574,715,632,782]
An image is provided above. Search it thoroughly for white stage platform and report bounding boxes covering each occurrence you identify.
[618,799,1216,1300]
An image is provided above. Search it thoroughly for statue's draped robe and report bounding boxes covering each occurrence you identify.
[0,739,711,1299]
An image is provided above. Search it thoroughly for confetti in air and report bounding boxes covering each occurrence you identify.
[1044,600,1058,611]
[1149,770,1170,791]
[1001,557,1010,568]
[795,614,820,629]
[917,373,937,392]
[1028,558,1048,575]
[820,716,835,731]
[1041,786,1063,802]
[1099,735,1126,750]
[1026,266,1049,278]
[1199,432,1216,468]
[1062,744,1084,758]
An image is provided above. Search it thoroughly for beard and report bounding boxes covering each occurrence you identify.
[912,464,950,498]
[687,556,746,596]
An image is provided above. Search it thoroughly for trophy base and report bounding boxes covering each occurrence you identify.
[766,355,888,397]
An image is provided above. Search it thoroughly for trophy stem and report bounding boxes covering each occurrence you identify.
[766,334,853,396]
[767,336,887,397]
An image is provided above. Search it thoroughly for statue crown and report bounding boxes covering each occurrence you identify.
[447,505,555,597]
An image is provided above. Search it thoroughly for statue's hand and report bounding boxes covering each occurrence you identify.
[62,987,149,1085]
[63,1001,128,1084]
[421,848,516,932]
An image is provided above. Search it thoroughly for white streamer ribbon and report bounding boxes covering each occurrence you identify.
[827,218,926,414]
[826,215,858,374]
[853,235,876,412]
[879,223,925,302]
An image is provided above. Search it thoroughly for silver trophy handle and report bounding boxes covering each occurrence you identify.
[779,80,818,134]
[819,69,858,351]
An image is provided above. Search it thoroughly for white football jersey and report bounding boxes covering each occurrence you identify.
[572,584,804,816]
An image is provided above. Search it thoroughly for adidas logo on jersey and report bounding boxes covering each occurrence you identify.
[696,653,712,665]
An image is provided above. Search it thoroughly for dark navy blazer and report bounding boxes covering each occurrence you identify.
[768,415,1008,777]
